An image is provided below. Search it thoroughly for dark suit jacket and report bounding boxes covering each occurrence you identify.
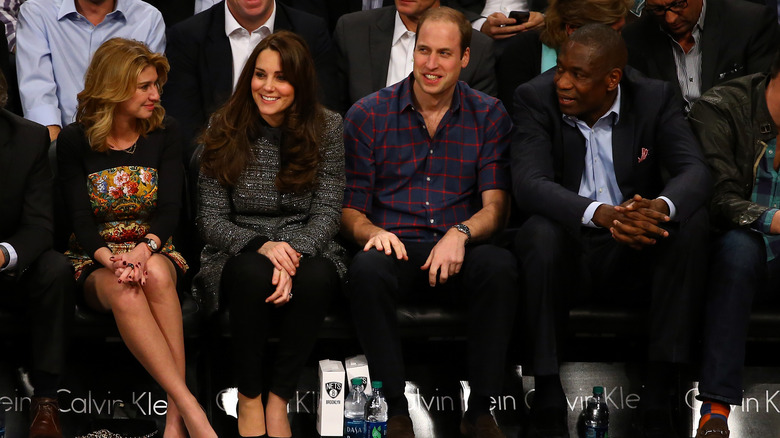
[165,0,338,150]
[623,0,779,104]
[496,30,543,118]
[510,67,711,236]
[0,109,54,274]
[334,5,498,113]
[146,0,196,26]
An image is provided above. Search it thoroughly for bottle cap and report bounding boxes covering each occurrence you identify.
[351,377,364,386]
[593,386,604,395]
[372,381,383,389]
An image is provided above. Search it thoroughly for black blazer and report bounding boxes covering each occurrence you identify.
[623,0,779,103]
[145,0,196,26]
[0,109,53,273]
[496,30,544,118]
[333,5,498,113]
[165,0,338,150]
[510,67,711,235]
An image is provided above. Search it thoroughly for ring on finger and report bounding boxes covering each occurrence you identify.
[127,263,135,269]
[288,292,293,299]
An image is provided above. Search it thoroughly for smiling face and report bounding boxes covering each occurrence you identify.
[412,19,469,101]
[395,0,440,21]
[554,40,620,126]
[251,48,295,127]
[116,65,159,121]
[227,0,274,30]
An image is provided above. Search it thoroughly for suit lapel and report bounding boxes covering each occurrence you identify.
[205,5,233,112]
[370,8,395,92]
[0,113,12,190]
[699,0,721,91]
[612,103,634,198]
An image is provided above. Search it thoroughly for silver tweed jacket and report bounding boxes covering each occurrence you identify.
[192,109,346,314]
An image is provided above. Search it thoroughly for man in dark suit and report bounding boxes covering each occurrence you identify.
[165,0,337,155]
[511,25,710,438]
[333,0,498,113]
[0,71,73,438]
[622,0,779,112]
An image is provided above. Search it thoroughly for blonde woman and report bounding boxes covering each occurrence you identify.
[57,38,217,438]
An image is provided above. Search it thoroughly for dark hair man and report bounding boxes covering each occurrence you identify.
[341,7,517,438]
[511,24,711,438]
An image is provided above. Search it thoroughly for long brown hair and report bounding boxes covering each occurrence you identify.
[540,0,632,50]
[76,38,169,152]
[200,30,322,192]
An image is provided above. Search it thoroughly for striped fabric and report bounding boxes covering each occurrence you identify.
[667,0,706,112]
[343,75,512,242]
[0,0,22,51]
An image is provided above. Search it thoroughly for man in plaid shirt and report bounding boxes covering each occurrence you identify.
[341,7,517,438]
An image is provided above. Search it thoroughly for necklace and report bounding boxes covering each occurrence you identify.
[109,141,137,154]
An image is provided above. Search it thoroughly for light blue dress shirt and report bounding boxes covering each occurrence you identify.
[16,0,165,128]
[195,0,220,14]
[563,86,675,227]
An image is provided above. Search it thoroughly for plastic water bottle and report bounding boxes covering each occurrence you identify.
[345,377,368,438]
[365,381,388,438]
[579,386,609,438]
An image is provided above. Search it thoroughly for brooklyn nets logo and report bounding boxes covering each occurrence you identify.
[326,382,343,399]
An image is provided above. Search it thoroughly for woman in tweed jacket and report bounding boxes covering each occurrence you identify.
[193,31,345,438]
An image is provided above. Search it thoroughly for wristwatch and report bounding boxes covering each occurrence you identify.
[452,223,471,244]
[141,237,159,253]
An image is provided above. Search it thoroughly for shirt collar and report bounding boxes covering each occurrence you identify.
[399,74,462,114]
[562,85,622,127]
[225,0,276,36]
[59,0,126,21]
[392,11,414,46]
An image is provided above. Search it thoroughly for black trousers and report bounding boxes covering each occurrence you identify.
[347,241,518,402]
[514,210,709,376]
[0,249,74,380]
[221,252,338,400]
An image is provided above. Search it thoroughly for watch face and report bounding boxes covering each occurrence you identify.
[147,239,158,251]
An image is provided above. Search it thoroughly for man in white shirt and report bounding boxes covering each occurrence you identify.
[334,0,498,113]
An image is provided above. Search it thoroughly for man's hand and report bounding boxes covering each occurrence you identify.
[47,125,60,142]
[608,194,671,249]
[364,229,408,260]
[480,11,544,39]
[420,228,467,287]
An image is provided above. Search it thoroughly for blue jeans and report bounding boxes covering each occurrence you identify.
[698,228,780,405]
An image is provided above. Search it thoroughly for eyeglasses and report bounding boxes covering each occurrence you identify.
[643,0,688,15]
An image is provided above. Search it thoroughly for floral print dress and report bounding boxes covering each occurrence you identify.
[57,119,187,282]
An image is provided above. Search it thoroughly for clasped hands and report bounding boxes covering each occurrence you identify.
[258,241,301,307]
[593,194,671,250]
[107,243,152,286]
[364,228,467,287]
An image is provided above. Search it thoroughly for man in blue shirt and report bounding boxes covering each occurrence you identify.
[687,53,780,438]
[511,24,711,438]
[16,0,165,140]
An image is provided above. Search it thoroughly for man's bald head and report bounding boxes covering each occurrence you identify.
[563,23,627,76]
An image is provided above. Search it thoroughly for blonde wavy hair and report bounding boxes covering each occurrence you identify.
[540,0,632,50]
[76,38,169,152]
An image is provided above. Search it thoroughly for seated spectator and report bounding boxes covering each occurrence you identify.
[194,31,345,437]
[511,24,710,438]
[0,0,24,52]
[687,53,780,438]
[334,0,498,113]
[341,7,517,438]
[0,69,74,438]
[469,0,545,41]
[57,38,217,438]
[496,0,631,117]
[623,0,779,112]
[165,0,338,157]
[16,0,165,141]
